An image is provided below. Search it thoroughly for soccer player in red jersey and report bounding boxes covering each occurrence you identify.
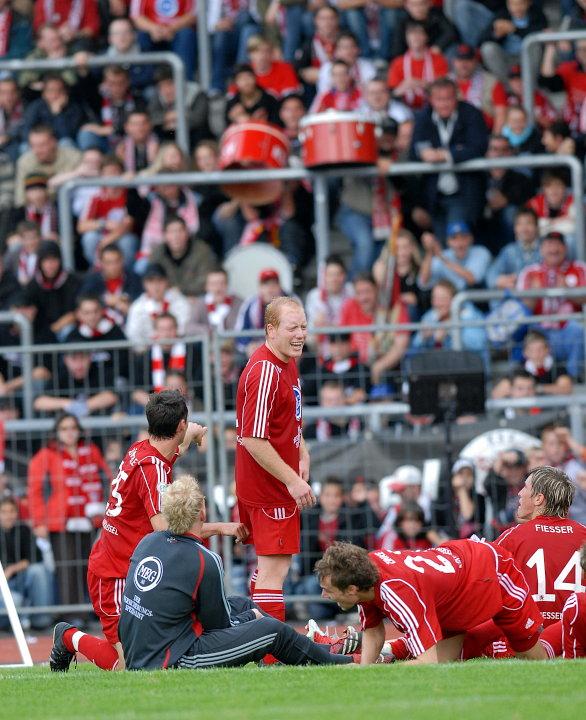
[561,543,586,659]
[49,390,247,672]
[316,539,547,664]
[235,296,315,624]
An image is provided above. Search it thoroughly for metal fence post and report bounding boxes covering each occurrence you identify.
[196,0,211,92]
[200,334,219,554]
[312,173,330,270]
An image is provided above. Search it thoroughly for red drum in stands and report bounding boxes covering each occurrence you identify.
[299,112,378,168]
[219,121,290,205]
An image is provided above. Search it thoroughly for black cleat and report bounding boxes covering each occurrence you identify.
[49,622,76,672]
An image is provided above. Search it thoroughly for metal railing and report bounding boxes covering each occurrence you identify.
[522,29,586,122]
[0,52,189,154]
[196,0,211,93]
[57,153,584,272]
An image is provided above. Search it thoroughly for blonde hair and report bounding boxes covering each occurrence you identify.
[162,474,205,534]
[528,466,575,518]
[264,296,303,333]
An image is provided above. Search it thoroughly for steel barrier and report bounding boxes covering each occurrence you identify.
[0,52,189,154]
[56,153,585,272]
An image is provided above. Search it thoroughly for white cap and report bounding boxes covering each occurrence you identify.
[379,465,422,510]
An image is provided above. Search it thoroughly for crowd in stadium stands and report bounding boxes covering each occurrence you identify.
[1,0,586,625]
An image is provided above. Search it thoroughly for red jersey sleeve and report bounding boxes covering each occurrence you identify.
[434,54,449,77]
[33,1,46,32]
[378,578,441,657]
[494,525,520,552]
[492,82,508,107]
[135,460,166,519]
[359,601,385,631]
[387,58,404,90]
[239,359,281,440]
[562,593,585,658]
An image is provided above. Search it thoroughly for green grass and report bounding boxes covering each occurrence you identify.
[1,661,585,720]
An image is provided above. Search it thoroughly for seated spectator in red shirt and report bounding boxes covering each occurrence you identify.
[33,0,101,50]
[338,272,410,390]
[114,109,159,173]
[540,36,586,133]
[77,64,142,153]
[14,174,59,243]
[225,63,280,126]
[0,76,25,163]
[246,34,301,99]
[130,0,197,79]
[388,21,449,110]
[527,172,576,251]
[294,3,339,91]
[493,64,557,133]
[310,59,362,113]
[77,155,138,268]
[451,44,500,130]
[4,220,41,287]
[388,501,434,552]
[0,0,33,61]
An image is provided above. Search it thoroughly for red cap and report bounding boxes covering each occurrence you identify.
[259,268,280,283]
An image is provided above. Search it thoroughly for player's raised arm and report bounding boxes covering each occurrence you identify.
[177,422,207,456]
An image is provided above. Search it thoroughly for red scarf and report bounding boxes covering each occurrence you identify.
[145,293,171,320]
[35,267,68,290]
[122,134,159,172]
[0,9,12,56]
[151,343,186,393]
[26,203,57,239]
[372,179,401,240]
[101,93,134,127]
[311,34,335,67]
[105,276,124,295]
[402,50,435,106]
[321,355,360,374]
[78,312,115,338]
[18,250,37,286]
[43,0,84,30]
[205,292,233,329]
[530,193,573,219]
[315,418,361,442]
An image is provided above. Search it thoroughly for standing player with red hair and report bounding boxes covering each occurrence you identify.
[235,296,315,627]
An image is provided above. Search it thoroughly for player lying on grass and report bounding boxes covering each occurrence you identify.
[51,475,354,671]
[316,538,548,664]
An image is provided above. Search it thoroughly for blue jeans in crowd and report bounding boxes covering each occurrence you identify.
[336,204,382,278]
[0,563,54,630]
[281,4,314,63]
[211,12,260,93]
[137,28,198,81]
[81,231,138,270]
[339,8,400,60]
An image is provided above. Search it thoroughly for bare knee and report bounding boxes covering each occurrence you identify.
[256,555,292,588]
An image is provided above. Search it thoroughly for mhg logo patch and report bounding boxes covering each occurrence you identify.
[134,556,164,592]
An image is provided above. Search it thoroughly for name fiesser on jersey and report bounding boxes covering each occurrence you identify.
[535,525,574,533]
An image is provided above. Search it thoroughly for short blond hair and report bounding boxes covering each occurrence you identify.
[264,296,303,333]
[162,474,205,534]
[528,466,575,518]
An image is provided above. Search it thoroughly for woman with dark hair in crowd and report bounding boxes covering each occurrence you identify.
[391,501,434,551]
[27,412,110,622]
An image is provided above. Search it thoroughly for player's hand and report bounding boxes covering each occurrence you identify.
[220,522,249,543]
[186,422,208,446]
[288,476,316,510]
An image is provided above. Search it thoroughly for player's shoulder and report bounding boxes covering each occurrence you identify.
[124,439,169,468]
[494,524,522,545]
[243,350,283,380]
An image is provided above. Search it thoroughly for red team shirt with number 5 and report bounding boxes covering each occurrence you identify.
[494,515,586,625]
[235,344,302,508]
[88,440,178,580]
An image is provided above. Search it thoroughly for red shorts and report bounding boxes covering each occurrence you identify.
[87,570,125,645]
[237,500,300,555]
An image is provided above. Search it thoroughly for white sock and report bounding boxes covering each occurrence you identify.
[71,630,85,651]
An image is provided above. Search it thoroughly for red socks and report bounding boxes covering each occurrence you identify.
[249,568,258,597]
[252,589,285,622]
[63,628,120,671]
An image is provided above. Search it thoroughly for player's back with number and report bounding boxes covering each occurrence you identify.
[495,516,586,625]
[89,439,176,579]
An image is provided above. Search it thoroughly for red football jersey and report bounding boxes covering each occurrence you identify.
[129,0,194,24]
[359,540,524,657]
[495,516,586,625]
[235,343,302,508]
[88,439,178,579]
[562,591,586,658]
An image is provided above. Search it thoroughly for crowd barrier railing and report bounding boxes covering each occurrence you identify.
[0,52,189,154]
[56,153,585,273]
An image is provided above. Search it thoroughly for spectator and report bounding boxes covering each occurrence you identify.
[409,78,489,239]
[310,59,363,112]
[0,253,19,309]
[137,174,200,272]
[484,448,528,534]
[186,268,243,334]
[0,496,53,631]
[480,0,546,82]
[33,0,101,50]
[412,278,487,355]
[548,426,586,525]
[527,172,576,251]
[14,175,59,243]
[387,21,449,111]
[208,0,261,94]
[494,64,557,133]
[77,65,141,153]
[317,31,376,95]
[442,0,495,49]
[294,4,340,92]
[418,222,492,292]
[15,125,81,207]
[246,34,301,99]
[23,241,80,341]
[0,0,33,60]
[501,105,543,156]
[140,141,189,178]
[210,339,240,411]
[114,109,159,173]
[387,501,435,551]
[49,147,105,221]
[192,140,231,256]
[305,254,354,335]
[486,207,541,290]
[539,35,586,132]
[65,293,126,345]
[303,381,362,441]
[79,243,142,326]
[148,216,218,297]
[0,77,25,163]
[483,134,535,252]
[338,272,410,388]
[392,0,458,59]
[520,330,574,396]
[130,0,198,80]
[77,155,138,268]
[27,412,109,613]
[449,459,486,538]
[358,77,413,126]
[4,221,41,288]
[148,66,211,147]
[22,74,85,145]
[19,24,82,93]
[234,267,287,356]
[125,262,191,345]
[451,43,500,130]
[103,17,154,94]
[378,464,433,539]
[490,368,539,419]
[225,63,280,126]
[542,120,578,159]
[278,94,306,157]
[34,347,119,417]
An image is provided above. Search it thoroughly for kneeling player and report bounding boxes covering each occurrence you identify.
[316,540,547,664]
[113,476,352,669]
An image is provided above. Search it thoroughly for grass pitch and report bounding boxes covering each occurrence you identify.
[1,661,584,720]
